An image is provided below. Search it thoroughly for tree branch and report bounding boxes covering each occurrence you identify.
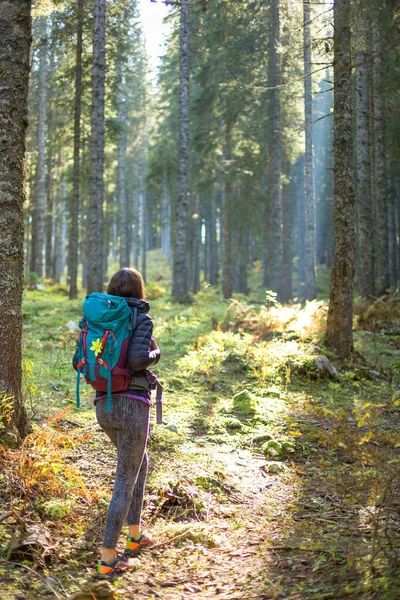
[256,65,329,91]
[152,0,209,8]
[0,512,12,524]
[0,559,61,599]
[295,112,333,131]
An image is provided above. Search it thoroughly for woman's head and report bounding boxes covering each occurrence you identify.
[107,268,145,299]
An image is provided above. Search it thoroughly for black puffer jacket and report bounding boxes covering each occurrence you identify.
[125,297,160,372]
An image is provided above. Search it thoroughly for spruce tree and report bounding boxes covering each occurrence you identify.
[326,0,355,358]
[0,0,32,440]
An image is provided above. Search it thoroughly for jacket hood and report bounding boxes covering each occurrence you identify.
[125,297,150,314]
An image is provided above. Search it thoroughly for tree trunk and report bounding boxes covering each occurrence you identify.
[132,166,140,268]
[45,34,55,282]
[296,155,306,299]
[372,21,389,296]
[396,179,400,285]
[117,64,129,268]
[281,157,292,303]
[326,0,355,359]
[161,174,171,262]
[138,165,147,280]
[192,194,201,294]
[269,0,283,299]
[388,186,397,291]
[111,206,117,263]
[68,0,84,299]
[172,0,190,300]
[203,204,209,282]
[103,194,113,277]
[54,178,67,283]
[141,191,147,281]
[314,76,334,268]
[0,0,31,440]
[303,1,316,300]
[236,210,248,295]
[87,0,106,293]
[25,166,34,281]
[118,132,129,267]
[355,15,374,299]
[80,146,89,290]
[209,193,218,285]
[30,16,48,280]
[45,111,54,281]
[222,121,232,299]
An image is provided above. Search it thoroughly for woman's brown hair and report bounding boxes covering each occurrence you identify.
[107,268,145,299]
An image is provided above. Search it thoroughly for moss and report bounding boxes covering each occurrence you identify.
[252,431,273,444]
[261,438,295,459]
[192,416,210,430]
[220,416,243,431]
[262,439,283,459]
[232,389,259,415]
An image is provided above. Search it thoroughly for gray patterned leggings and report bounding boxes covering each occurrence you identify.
[96,396,150,549]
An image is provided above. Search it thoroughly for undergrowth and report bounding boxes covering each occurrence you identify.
[0,273,399,599]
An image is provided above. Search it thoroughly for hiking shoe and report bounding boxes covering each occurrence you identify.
[97,555,135,577]
[124,533,153,556]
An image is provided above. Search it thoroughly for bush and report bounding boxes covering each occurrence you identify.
[146,281,167,300]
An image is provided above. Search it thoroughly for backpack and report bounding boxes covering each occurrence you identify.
[75,293,137,413]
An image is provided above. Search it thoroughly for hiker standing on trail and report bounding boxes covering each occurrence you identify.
[73,268,161,576]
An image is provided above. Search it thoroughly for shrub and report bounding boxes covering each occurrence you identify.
[146,281,167,300]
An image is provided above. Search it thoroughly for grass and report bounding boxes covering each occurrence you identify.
[0,255,399,599]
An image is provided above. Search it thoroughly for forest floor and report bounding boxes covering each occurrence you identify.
[1,259,400,600]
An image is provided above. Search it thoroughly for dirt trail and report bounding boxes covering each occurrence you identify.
[54,417,291,600]
[118,443,288,600]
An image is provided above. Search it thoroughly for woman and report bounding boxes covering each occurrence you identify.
[94,268,161,576]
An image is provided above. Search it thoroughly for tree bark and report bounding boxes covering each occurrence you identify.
[372,21,389,296]
[132,164,140,268]
[30,16,48,280]
[209,193,218,285]
[303,1,316,300]
[45,36,55,282]
[355,15,374,299]
[296,155,306,299]
[161,173,171,262]
[222,120,232,299]
[326,0,355,359]
[68,0,84,299]
[172,0,190,300]
[54,177,67,283]
[281,157,292,303]
[388,182,397,291]
[192,194,201,294]
[45,109,54,281]
[117,64,129,268]
[118,131,129,267]
[396,178,400,286]
[0,0,31,440]
[141,190,147,281]
[87,0,106,293]
[269,0,283,299]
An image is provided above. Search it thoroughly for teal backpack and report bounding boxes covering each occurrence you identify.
[75,293,137,412]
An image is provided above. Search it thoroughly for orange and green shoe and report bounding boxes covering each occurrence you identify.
[97,555,135,577]
[124,533,152,556]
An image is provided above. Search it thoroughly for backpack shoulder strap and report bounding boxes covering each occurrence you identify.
[132,307,138,329]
